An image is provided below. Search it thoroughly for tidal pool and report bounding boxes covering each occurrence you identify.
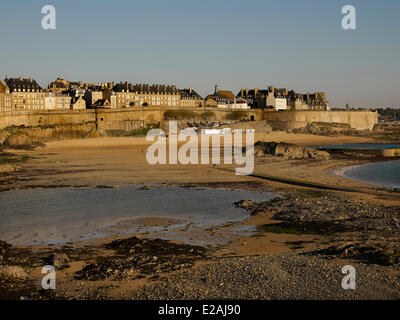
[0,186,275,246]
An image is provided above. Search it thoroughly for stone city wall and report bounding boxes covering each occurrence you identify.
[0,108,378,132]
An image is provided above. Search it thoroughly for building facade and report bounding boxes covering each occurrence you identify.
[47,78,84,93]
[205,85,249,109]
[0,80,12,112]
[179,88,203,107]
[84,89,104,107]
[237,85,329,111]
[48,78,69,93]
[108,83,180,108]
[44,92,71,110]
[70,96,86,110]
[205,85,235,107]
[217,99,249,109]
[5,76,45,110]
[265,86,288,111]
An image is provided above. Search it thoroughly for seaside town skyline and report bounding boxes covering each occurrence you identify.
[1,0,399,109]
[1,74,398,111]
[0,75,332,111]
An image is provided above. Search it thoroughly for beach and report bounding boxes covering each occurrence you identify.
[1,131,400,300]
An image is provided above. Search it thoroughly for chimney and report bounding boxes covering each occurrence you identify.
[29,77,32,82]
[189,88,193,94]
[254,88,258,96]
[215,84,218,94]
[240,89,243,98]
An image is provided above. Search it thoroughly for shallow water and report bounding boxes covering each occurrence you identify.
[0,186,275,246]
[317,143,400,150]
[335,160,400,189]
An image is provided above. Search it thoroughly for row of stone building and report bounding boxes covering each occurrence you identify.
[0,77,86,112]
[0,76,329,112]
[47,78,205,110]
[202,85,329,111]
[0,77,204,112]
[236,85,329,111]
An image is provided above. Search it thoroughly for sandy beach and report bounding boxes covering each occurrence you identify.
[1,132,400,300]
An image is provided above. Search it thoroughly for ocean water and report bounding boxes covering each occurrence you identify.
[0,186,275,246]
[317,143,400,150]
[337,160,400,189]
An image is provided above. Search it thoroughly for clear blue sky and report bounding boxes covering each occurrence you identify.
[1,0,399,108]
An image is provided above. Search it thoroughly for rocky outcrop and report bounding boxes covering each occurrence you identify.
[0,123,97,150]
[291,122,354,137]
[0,266,28,279]
[51,253,70,268]
[234,200,257,209]
[0,164,20,173]
[239,195,400,234]
[2,133,43,150]
[75,236,207,281]
[315,243,400,266]
[0,131,10,145]
[253,141,331,160]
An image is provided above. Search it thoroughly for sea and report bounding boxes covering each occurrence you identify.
[325,143,400,189]
[336,159,400,190]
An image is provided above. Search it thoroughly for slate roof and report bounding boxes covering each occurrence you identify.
[113,83,179,94]
[179,89,203,99]
[5,77,43,92]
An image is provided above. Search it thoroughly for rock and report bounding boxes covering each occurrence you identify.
[0,131,10,145]
[139,185,154,190]
[251,141,331,160]
[52,253,69,268]
[0,164,20,173]
[3,134,36,148]
[0,265,28,279]
[234,200,256,209]
[383,248,395,256]
[0,240,11,260]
